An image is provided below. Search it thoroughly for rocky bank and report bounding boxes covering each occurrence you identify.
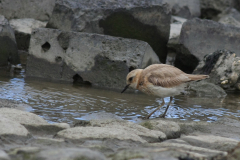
[0,101,239,160]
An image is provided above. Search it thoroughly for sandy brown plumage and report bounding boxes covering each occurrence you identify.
[138,64,209,88]
[121,64,209,119]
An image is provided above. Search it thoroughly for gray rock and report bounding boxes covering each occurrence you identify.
[0,108,48,124]
[150,141,227,158]
[47,0,171,63]
[218,8,240,27]
[207,117,240,141]
[27,28,160,89]
[0,150,10,160]
[200,0,235,19]
[9,18,47,50]
[179,18,240,64]
[35,148,106,160]
[23,123,70,136]
[88,119,166,142]
[140,119,181,139]
[112,148,178,160]
[57,119,167,143]
[29,137,65,147]
[177,121,210,135]
[9,147,41,156]
[0,108,69,136]
[180,18,240,60]
[0,0,56,21]
[193,50,240,91]
[159,0,201,19]
[188,81,227,97]
[0,116,30,141]
[56,127,147,143]
[0,15,20,66]
[181,134,239,151]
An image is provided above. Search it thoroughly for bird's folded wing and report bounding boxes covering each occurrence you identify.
[146,66,191,88]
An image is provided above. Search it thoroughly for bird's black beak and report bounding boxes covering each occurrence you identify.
[121,84,130,93]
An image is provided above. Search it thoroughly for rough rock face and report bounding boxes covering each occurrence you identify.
[0,15,20,66]
[0,116,30,141]
[9,18,47,50]
[218,8,240,28]
[200,0,235,19]
[0,0,56,21]
[159,0,201,19]
[194,50,240,91]
[47,0,171,63]
[35,148,106,160]
[26,28,160,89]
[188,81,227,98]
[140,119,181,139]
[178,18,240,71]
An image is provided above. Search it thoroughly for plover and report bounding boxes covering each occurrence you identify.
[121,64,209,119]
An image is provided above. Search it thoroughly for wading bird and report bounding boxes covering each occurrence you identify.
[121,64,209,119]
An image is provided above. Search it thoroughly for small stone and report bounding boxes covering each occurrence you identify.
[221,80,228,84]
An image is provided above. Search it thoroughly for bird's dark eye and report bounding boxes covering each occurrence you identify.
[129,77,133,82]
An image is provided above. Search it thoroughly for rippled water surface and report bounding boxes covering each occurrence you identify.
[0,71,239,124]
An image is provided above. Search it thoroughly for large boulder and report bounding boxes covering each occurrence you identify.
[0,15,20,66]
[46,0,171,63]
[9,18,47,50]
[0,0,56,21]
[26,28,160,89]
[193,50,240,91]
[177,18,240,73]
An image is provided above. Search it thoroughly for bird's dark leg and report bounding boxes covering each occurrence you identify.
[145,99,165,119]
[159,96,173,118]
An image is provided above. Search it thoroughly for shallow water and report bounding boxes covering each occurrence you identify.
[0,70,239,124]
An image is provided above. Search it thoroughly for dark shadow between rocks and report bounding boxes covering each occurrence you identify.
[129,66,135,72]
[41,42,51,52]
[200,9,221,20]
[73,74,92,86]
[174,53,199,74]
[0,36,20,66]
[99,11,168,63]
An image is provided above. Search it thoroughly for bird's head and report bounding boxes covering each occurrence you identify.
[121,69,143,93]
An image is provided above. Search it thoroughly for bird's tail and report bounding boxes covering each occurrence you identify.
[187,74,209,81]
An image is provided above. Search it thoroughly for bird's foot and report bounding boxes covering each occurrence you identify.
[159,114,166,118]
[143,116,150,120]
